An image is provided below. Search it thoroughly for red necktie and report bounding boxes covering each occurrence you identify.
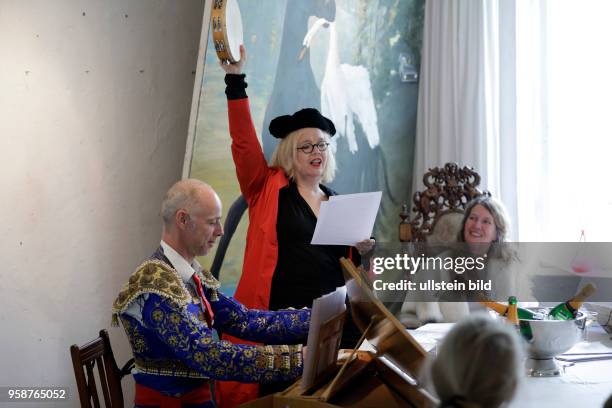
[192,273,215,327]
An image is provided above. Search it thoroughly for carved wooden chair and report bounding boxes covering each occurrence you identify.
[70,329,134,408]
[400,162,490,243]
[397,163,490,328]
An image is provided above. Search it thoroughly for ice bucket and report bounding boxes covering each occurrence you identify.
[520,310,587,377]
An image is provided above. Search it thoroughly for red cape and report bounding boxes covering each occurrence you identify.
[217,98,288,408]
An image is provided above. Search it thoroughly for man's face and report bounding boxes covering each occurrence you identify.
[183,191,224,258]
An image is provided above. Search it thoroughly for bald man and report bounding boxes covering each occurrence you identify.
[113,179,309,408]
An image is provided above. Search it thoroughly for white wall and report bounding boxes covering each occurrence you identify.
[0,1,204,406]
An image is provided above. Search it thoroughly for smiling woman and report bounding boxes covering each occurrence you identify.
[403,195,518,325]
[458,195,510,245]
[464,205,497,243]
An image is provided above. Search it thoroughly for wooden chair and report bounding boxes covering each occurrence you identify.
[70,329,134,408]
[397,163,489,327]
[400,162,490,242]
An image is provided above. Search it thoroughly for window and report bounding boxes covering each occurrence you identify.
[516,0,612,241]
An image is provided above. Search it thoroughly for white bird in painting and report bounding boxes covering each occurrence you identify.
[302,19,380,153]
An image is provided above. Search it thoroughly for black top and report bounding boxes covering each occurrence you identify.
[270,182,361,348]
[270,182,348,309]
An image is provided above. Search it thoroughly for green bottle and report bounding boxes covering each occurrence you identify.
[549,283,596,320]
[479,300,544,320]
[506,297,519,326]
[519,320,534,341]
[506,296,537,340]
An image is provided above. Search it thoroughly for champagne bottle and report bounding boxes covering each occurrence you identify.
[548,283,596,320]
[479,300,544,320]
[506,296,519,326]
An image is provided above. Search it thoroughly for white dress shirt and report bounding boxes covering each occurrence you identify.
[123,240,201,323]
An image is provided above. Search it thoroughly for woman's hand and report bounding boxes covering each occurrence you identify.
[219,44,247,74]
[355,239,375,256]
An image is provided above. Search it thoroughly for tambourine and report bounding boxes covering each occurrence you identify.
[211,0,243,64]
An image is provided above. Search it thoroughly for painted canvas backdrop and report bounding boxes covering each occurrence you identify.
[188,0,424,292]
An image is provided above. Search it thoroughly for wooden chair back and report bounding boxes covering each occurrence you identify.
[400,162,490,242]
[70,329,134,408]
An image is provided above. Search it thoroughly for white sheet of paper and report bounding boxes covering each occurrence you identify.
[301,286,347,391]
[311,191,382,246]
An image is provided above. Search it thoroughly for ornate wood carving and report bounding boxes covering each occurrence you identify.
[401,163,490,242]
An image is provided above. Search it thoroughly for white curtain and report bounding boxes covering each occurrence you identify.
[514,0,549,241]
[515,0,612,241]
[416,0,612,241]
[413,0,519,239]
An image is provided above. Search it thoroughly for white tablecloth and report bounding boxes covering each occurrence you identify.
[410,323,612,407]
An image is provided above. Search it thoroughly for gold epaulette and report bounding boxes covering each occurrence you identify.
[111,259,190,326]
[195,268,221,301]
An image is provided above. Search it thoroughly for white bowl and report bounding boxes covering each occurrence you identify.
[520,309,587,377]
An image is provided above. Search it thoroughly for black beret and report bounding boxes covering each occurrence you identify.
[269,108,336,139]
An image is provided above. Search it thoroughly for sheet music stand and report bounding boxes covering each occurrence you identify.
[240,258,437,408]
[302,310,346,393]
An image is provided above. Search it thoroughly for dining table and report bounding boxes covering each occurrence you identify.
[408,321,612,407]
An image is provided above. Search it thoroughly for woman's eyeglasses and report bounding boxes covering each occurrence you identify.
[296,142,330,154]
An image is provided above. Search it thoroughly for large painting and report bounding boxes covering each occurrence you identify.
[187,0,424,292]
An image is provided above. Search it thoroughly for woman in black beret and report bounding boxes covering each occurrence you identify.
[217,45,374,403]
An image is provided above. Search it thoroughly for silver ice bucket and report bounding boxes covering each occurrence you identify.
[520,309,587,377]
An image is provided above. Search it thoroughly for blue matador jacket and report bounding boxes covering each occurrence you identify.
[112,247,310,398]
